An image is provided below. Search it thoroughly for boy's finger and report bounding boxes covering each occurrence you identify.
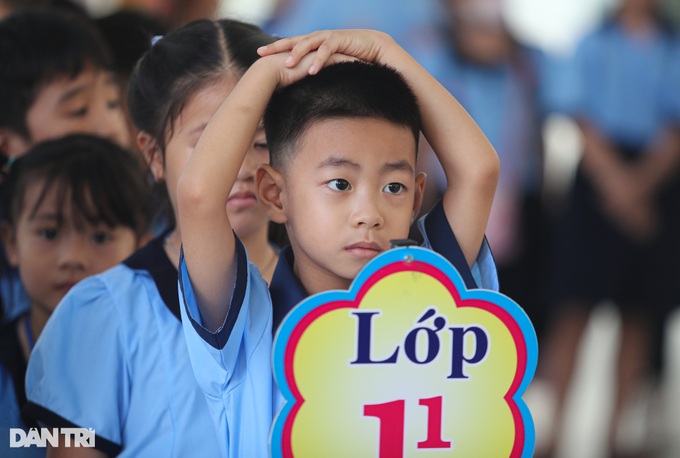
[289,34,325,54]
[259,31,325,56]
[257,40,291,56]
[311,53,360,74]
[308,43,334,74]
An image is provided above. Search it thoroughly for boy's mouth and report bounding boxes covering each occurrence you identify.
[344,242,383,259]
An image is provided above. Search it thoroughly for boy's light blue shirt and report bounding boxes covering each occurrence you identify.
[178,199,498,456]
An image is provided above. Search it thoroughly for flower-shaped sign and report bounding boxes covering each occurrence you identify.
[271,246,537,457]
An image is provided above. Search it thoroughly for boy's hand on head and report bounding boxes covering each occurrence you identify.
[261,52,343,87]
[258,30,395,75]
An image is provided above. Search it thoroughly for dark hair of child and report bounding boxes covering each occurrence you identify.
[264,61,422,169]
[128,18,278,153]
[95,10,169,82]
[1,134,151,241]
[0,8,112,140]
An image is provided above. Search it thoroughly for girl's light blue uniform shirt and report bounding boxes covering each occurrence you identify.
[25,236,221,457]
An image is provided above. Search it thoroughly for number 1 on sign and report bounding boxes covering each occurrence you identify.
[363,396,452,457]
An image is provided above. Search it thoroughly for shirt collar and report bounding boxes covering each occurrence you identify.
[269,245,308,333]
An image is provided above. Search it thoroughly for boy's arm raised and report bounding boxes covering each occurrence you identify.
[260,31,500,267]
[177,54,312,331]
[384,38,500,268]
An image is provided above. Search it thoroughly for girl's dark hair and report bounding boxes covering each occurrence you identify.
[0,9,113,139]
[127,18,288,248]
[128,18,278,151]
[1,134,151,240]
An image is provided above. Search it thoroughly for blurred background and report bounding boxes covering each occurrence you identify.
[3,0,679,456]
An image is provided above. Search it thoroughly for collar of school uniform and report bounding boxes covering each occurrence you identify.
[269,245,308,334]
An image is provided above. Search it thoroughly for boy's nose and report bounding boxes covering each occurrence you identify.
[351,195,384,229]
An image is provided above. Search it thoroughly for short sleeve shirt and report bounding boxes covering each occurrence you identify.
[178,200,498,456]
[25,236,221,457]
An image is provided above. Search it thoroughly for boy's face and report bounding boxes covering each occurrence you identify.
[275,117,425,294]
[9,66,130,156]
[4,181,138,315]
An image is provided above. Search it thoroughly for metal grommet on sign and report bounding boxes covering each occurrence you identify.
[390,239,418,264]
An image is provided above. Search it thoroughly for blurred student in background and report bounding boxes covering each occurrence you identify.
[538,0,680,455]
[95,9,173,235]
[422,0,554,339]
[0,9,130,161]
[263,0,443,73]
[118,0,218,29]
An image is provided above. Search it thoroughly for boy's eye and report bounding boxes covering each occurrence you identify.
[91,231,113,244]
[327,179,351,192]
[383,182,406,194]
[254,141,268,150]
[107,99,122,110]
[38,228,59,241]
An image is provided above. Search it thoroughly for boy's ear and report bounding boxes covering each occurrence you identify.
[412,172,427,223]
[0,128,30,159]
[137,131,164,182]
[256,164,288,224]
[1,222,18,267]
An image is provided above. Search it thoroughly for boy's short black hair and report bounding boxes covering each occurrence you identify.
[263,61,421,170]
[0,9,113,140]
[1,134,151,240]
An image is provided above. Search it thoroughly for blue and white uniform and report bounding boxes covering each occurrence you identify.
[25,234,221,457]
[179,199,498,457]
[550,20,680,312]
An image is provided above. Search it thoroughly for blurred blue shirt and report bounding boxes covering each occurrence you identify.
[564,20,680,148]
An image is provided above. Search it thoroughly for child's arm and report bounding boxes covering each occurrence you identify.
[259,31,500,267]
[177,53,320,331]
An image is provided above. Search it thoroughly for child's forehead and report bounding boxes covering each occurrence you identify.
[290,117,417,168]
[167,76,238,139]
[35,65,104,100]
[21,178,98,222]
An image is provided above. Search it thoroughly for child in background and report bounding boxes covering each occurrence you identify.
[94,9,173,235]
[0,8,131,325]
[0,134,150,456]
[177,29,499,455]
[0,9,130,161]
[24,19,281,457]
[94,9,169,146]
[538,0,680,454]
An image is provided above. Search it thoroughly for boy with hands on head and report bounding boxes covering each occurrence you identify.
[177,30,499,455]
